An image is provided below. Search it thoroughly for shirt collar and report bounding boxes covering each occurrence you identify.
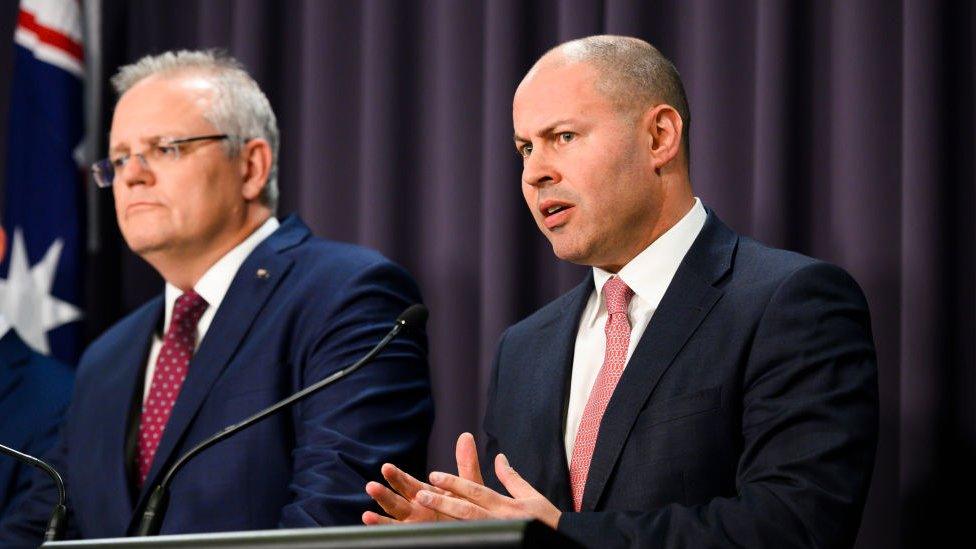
[163,217,280,331]
[0,313,10,339]
[586,198,707,326]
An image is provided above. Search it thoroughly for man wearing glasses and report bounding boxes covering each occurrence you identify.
[0,50,433,544]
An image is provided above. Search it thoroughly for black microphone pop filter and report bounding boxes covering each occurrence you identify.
[397,304,429,329]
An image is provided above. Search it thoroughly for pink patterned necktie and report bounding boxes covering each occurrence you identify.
[569,276,634,511]
[137,290,208,486]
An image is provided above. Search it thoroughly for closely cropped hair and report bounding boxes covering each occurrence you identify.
[557,35,692,162]
[111,50,280,212]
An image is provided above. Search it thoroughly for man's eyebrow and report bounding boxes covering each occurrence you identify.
[109,135,163,154]
[513,119,578,144]
[108,141,134,156]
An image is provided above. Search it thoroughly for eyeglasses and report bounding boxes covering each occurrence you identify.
[91,134,236,188]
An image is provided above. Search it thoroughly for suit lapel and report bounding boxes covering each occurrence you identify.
[98,298,161,525]
[581,212,737,511]
[135,219,306,510]
[518,277,592,511]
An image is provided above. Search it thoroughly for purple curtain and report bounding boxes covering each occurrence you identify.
[3,1,974,546]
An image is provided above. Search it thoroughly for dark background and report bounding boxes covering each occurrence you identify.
[2,1,974,547]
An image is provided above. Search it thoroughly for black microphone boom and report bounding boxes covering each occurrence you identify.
[135,303,429,537]
[0,442,68,541]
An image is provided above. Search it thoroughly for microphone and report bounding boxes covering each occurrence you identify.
[135,304,429,537]
[0,443,68,542]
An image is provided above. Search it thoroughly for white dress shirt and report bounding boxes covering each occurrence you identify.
[142,217,280,400]
[564,198,707,463]
[0,314,10,339]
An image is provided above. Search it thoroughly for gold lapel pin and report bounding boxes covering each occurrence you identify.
[256,268,270,279]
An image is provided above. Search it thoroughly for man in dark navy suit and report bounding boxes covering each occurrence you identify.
[0,50,432,545]
[0,226,74,523]
[365,36,878,548]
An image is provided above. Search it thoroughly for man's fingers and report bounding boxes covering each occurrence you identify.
[366,481,416,519]
[416,489,491,521]
[494,454,539,499]
[362,510,399,526]
[380,463,453,498]
[380,463,427,499]
[455,432,485,485]
[428,470,507,509]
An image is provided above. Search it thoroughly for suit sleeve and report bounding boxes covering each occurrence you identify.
[277,259,434,527]
[557,262,880,548]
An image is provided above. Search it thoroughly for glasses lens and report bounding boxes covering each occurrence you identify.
[92,158,114,188]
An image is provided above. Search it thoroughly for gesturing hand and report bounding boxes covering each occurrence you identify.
[415,442,562,529]
[362,432,484,525]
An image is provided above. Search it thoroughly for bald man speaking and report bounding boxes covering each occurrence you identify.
[365,36,879,548]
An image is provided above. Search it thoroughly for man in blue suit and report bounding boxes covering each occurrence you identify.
[365,36,878,547]
[0,50,433,545]
[0,226,74,523]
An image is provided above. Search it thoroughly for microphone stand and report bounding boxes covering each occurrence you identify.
[0,443,68,542]
[135,304,427,536]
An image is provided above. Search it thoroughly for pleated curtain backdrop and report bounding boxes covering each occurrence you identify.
[1,1,972,547]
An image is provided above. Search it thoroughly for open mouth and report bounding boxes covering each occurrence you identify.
[539,200,574,229]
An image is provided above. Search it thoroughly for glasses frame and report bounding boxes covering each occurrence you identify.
[91,133,236,188]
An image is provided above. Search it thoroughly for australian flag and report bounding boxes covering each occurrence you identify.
[0,0,84,363]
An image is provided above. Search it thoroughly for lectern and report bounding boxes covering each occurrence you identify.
[41,519,583,548]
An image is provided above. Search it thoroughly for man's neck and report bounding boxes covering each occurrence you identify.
[598,186,696,273]
[146,212,271,291]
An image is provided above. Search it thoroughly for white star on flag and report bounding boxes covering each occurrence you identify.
[0,227,82,355]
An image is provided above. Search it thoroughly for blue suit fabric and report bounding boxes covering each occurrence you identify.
[0,330,73,523]
[483,211,879,548]
[0,215,433,544]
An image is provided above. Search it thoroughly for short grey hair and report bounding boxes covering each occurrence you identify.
[550,35,691,163]
[111,50,280,212]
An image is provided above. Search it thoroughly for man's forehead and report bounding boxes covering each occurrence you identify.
[116,74,215,116]
[513,62,605,132]
[515,60,600,104]
[110,75,215,146]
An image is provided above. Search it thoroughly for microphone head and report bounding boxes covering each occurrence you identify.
[397,304,429,329]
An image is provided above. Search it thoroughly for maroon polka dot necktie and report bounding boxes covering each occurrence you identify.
[137,290,208,486]
[568,276,634,511]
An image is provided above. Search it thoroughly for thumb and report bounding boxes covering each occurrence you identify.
[495,453,538,499]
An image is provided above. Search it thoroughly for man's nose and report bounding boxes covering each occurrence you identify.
[522,149,559,188]
[117,154,153,186]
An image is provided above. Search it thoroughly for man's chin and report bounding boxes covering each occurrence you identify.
[121,233,173,257]
[550,241,591,267]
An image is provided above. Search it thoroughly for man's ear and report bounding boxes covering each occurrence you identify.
[239,138,273,202]
[642,104,683,171]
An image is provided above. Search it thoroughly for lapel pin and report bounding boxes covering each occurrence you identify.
[256,268,270,279]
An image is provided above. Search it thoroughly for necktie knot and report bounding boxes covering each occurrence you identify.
[170,290,208,333]
[602,276,634,316]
